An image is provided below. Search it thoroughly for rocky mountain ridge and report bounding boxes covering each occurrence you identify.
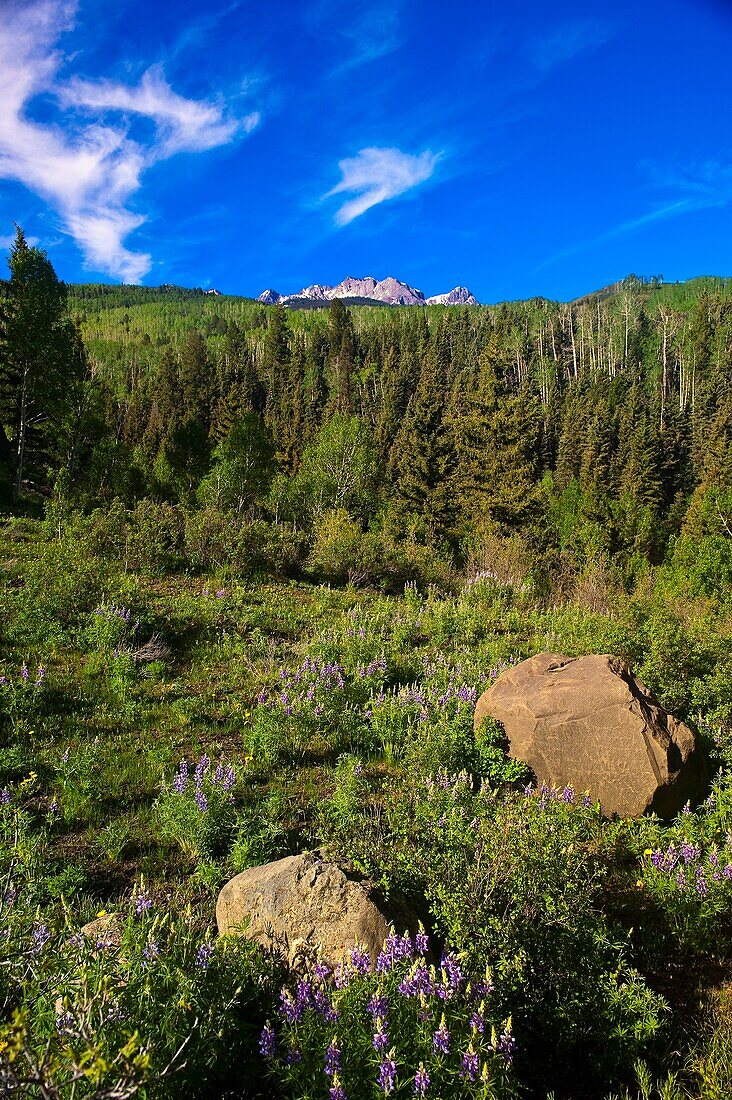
[258,275,478,307]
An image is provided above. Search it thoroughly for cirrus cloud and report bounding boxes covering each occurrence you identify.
[0,0,258,282]
[326,146,440,226]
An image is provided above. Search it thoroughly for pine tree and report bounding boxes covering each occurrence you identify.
[390,341,456,539]
[0,227,86,499]
[449,329,541,533]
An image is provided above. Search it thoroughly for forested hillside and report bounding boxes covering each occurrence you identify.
[55,271,732,588]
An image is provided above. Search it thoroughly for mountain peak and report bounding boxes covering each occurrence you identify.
[257,275,478,307]
[425,286,479,306]
[257,288,283,304]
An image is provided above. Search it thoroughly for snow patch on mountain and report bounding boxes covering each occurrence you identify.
[257,276,478,306]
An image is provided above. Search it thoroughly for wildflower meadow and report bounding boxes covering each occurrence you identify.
[1,513,732,1098]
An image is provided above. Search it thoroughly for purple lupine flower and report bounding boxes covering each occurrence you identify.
[472,971,495,999]
[194,754,210,788]
[279,989,303,1024]
[196,942,215,970]
[222,765,236,791]
[20,663,29,681]
[103,1002,125,1023]
[696,869,709,897]
[461,1046,479,1082]
[61,748,70,764]
[581,793,593,808]
[378,1052,397,1094]
[256,690,267,705]
[496,1028,517,1064]
[56,1011,76,1036]
[314,961,331,981]
[48,799,59,817]
[334,962,354,989]
[368,993,388,1020]
[723,864,732,879]
[373,1022,389,1052]
[413,1063,429,1096]
[31,923,50,953]
[377,932,413,973]
[143,938,159,962]
[399,962,433,997]
[295,981,310,1007]
[433,1017,450,1054]
[468,1007,484,1034]
[135,892,152,916]
[650,849,664,869]
[173,761,188,793]
[329,1077,347,1100]
[325,1039,341,1076]
[415,929,429,954]
[195,789,208,813]
[663,846,679,872]
[681,841,701,864]
[0,788,10,806]
[286,1048,302,1065]
[350,944,371,974]
[561,785,575,804]
[676,867,686,889]
[259,1023,276,1057]
[440,952,464,992]
[35,667,46,686]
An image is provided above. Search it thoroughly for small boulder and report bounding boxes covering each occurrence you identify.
[216,852,393,967]
[80,913,122,950]
[474,652,708,818]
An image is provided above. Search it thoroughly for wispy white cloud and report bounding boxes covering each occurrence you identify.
[535,155,732,273]
[528,19,616,72]
[326,146,440,226]
[534,200,697,272]
[60,65,254,155]
[308,0,404,72]
[0,0,257,282]
[644,158,732,203]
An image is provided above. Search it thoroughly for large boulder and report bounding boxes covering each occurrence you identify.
[474,652,708,818]
[216,851,393,967]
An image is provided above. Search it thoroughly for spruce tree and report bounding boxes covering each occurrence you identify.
[0,227,86,499]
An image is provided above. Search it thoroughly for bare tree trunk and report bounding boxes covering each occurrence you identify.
[13,364,29,501]
[569,309,578,379]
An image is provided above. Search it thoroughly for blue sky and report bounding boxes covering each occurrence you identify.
[0,0,730,302]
